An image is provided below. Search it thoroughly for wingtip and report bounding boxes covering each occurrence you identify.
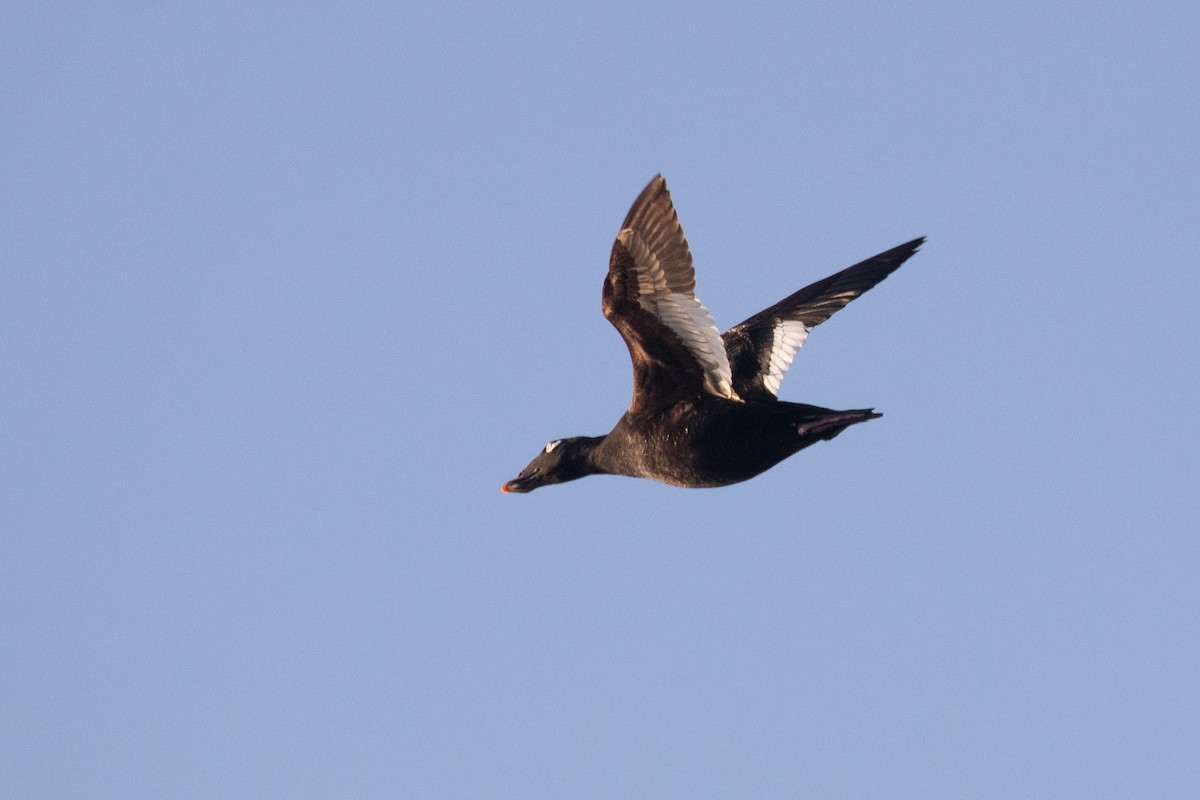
[620,174,681,235]
[648,173,668,199]
[875,236,926,266]
[641,174,667,195]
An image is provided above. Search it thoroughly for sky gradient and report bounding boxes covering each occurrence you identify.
[3,3,1198,798]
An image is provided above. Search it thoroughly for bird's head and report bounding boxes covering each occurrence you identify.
[501,437,599,494]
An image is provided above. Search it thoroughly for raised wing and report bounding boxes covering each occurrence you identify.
[603,176,735,414]
[722,237,924,401]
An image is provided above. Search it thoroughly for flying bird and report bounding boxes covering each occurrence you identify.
[502,175,923,493]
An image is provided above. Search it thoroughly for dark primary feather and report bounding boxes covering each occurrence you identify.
[616,175,696,295]
[723,237,925,401]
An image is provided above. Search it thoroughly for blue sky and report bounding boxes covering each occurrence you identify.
[3,2,1198,797]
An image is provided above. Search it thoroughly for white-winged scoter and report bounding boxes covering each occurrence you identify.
[502,175,923,493]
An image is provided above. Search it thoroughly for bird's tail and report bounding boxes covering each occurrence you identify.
[796,408,881,441]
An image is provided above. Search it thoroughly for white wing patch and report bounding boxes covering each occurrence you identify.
[762,319,812,396]
[618,228,734,398]
[545,440,561,453]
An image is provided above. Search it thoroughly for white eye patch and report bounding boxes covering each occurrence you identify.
[545,440,562,453]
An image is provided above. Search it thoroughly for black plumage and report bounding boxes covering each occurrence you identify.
[502,176,923,493]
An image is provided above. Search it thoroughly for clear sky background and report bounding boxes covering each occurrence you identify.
[3,3,1198,798]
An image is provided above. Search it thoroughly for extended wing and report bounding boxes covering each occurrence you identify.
[722,237,924,401]
[603,176,736,414]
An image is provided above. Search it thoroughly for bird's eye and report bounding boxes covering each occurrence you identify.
[545,440,561,453]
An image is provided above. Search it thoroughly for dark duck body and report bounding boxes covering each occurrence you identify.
[502,176,923,493]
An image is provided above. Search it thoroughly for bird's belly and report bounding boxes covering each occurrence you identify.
[639,411,798,488]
